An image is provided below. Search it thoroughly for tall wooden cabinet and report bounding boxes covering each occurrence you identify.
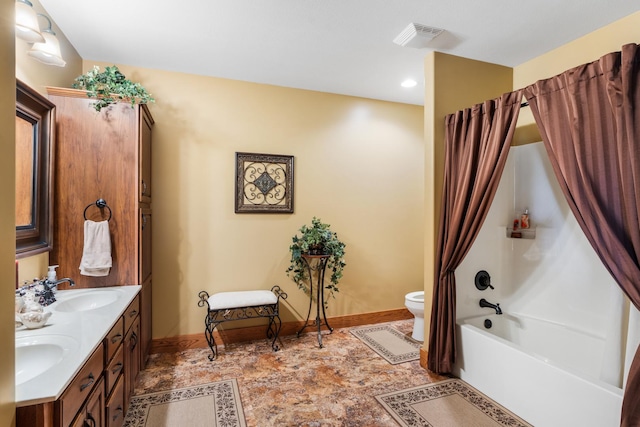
[47,87,153,365]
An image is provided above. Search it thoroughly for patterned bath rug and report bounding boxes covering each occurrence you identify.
[376,378,533,427]
[350,324,420,364]
[123,379,246,427]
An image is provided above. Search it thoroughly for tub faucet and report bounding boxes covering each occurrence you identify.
[479,298,502,315]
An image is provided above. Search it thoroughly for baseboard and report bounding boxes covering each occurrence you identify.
[150,307,413,354]
[420,347,428,370]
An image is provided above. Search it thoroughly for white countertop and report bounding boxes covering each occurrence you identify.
[15,285,141,407]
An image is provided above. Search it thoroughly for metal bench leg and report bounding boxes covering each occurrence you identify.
[266,312,283,352]
[204,316,220,361]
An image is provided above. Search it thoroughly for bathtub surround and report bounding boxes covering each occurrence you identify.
[428,90,523,373]
[376,378,532,427]
[522,43,640,426]
[350,325,420,364]
[455,141,628,426]
[123,380,246,427]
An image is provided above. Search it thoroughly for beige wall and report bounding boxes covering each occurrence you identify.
[82,61,425,338]
[514,11,640,131]
[423,53,512,343]
[1,0,16,423]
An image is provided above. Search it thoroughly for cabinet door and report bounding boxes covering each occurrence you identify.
[49,89,140,288]
[139,107,152,204]
[84,377,105,427]
[106,375,125,427]
[139,209,152,284]
[140,277,152,366]
[124,316,140,413]
[70,376,105,427]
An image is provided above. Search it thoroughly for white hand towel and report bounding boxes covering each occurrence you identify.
[79,220,112,277]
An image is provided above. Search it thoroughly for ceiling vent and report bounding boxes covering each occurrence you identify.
[393,23,444,49]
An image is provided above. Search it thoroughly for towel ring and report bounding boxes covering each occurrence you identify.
[83,199,112,221]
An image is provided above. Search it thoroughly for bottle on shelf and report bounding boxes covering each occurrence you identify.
[521,208,530,229]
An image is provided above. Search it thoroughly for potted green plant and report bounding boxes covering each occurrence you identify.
[72,65,155,112]
[286,217,346,302]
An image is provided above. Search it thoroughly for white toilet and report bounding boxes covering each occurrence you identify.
[405,291,425,342]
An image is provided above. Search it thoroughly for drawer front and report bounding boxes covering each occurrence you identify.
[105,343,124,396]
[106,374,125,427]
[58,345,104,427]
[105,317,124,363]
[124,294,140,333]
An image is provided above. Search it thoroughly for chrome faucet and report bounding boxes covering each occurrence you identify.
[42,277,75,301]
[479,298,502,315]
[45,277,76,291]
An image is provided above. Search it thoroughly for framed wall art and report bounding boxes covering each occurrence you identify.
[235,152,294,213]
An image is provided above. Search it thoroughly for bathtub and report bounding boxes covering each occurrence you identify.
[453,313,623,427]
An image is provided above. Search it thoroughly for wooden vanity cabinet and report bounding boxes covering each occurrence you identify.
[16,292,141,427]
[47,87,154,365]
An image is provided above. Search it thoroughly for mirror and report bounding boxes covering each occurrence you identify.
[16,80,55,258]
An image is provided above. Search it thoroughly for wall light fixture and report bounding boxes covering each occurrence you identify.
[27,14,66,67]
[15,0,45,43]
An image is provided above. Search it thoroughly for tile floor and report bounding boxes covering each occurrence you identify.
[134,319,448,426]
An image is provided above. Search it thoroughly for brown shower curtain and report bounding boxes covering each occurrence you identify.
[427,90,522,373]
[523,43,640,427]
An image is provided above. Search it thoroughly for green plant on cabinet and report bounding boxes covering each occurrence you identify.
[72,65,155,112]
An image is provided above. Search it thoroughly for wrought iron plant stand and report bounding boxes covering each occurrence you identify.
[296,254,334,348]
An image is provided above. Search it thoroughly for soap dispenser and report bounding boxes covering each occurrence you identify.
[47,265,59,282]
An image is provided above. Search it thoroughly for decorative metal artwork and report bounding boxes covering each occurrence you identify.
[235,152,294,213]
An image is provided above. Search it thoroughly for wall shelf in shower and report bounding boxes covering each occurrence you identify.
[506,227,536,239]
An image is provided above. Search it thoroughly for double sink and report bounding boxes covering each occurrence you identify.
[15,286,140,406]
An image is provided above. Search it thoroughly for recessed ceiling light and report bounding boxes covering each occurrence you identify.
[401,79,417,88]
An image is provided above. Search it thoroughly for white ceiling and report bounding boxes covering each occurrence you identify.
[39,0,640,106]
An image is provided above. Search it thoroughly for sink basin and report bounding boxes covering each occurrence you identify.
[55,290,121,312]
[15,335,78,385]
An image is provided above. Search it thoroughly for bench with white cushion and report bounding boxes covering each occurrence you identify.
[197,286,287,360]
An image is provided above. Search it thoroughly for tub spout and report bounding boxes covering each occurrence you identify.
[479,298,502,315]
